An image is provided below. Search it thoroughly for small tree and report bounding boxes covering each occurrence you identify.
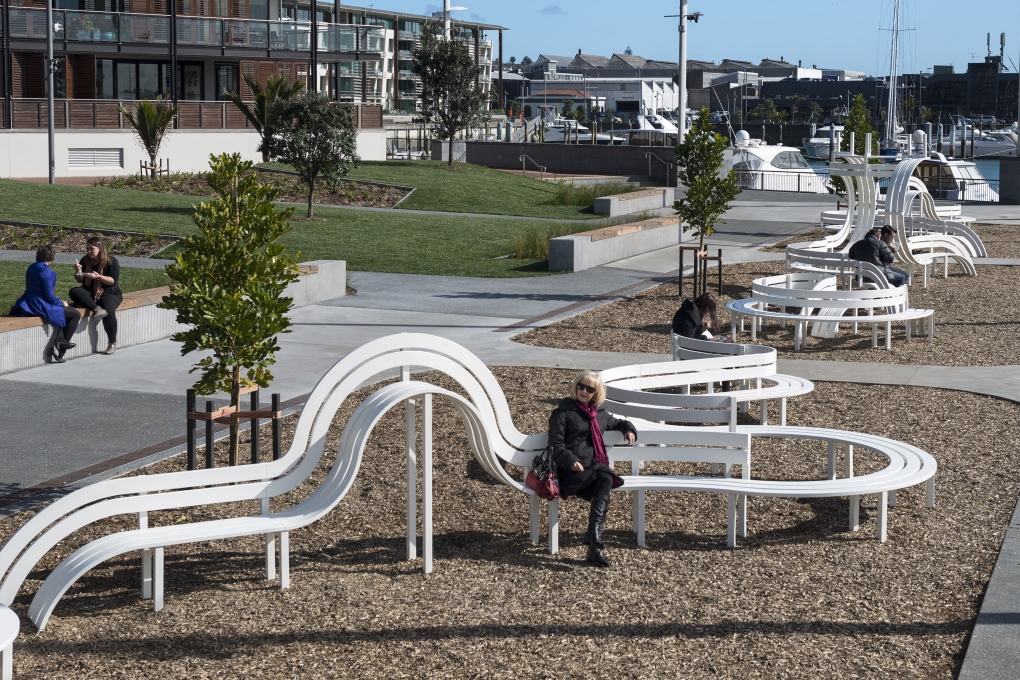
[841,93,877,154]
[223,74,305,162]
[160,153,299,466]
[807,100,823,123]
[749,98,787,124]
[561,99,575,119]
[674,109,740,267]
[262,92,360,218]
[789,93,805,123]
[121,98,177,178]
[413,19,487,167]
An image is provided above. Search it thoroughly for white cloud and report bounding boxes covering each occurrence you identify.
[539,5,566,16]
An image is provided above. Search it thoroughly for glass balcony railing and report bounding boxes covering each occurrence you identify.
[7,9,385,56]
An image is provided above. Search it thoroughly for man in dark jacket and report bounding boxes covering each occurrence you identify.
[848,226,908,286]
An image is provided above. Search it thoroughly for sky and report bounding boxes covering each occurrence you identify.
[346,0,1020,76]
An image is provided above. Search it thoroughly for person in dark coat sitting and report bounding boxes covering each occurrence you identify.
[9,245,80,363]
[672,292,721,340]
[548,370,637,568]
[69,236,122,355]
[848,226,908,286]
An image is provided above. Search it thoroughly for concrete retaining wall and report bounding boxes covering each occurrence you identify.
[465,141,677,186]
[549,221,691,271]
[0,259,346,374]
[594,188,671,217]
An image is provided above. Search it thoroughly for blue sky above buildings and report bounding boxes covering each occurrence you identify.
[359,0,1020,76]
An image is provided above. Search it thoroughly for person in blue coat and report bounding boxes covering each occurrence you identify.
[9,246,81,363]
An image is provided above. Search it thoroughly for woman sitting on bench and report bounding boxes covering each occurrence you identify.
[548,370,637,569]
[9,245,81,363]
[69,236,122,356]
[672,292,721,340]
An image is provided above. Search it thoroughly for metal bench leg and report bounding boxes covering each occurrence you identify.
[548,498,559,555]
[889,489,897,507]
[885,321,891,350]
[923,264,928,288]
[406,398,416,561]
[751,315,757,341]
[844,445,854,478]
[876,492,888,542]
[727,494,737,548]
[906,319,912,343]
[852,306,858,334]
[849,496,860,532]
[139,507,151,599]
[423,394,433,575]
[927,478,936,508]
[1,639,10,680]
[827,442,836,480]
[928,315,935,343]
[737,495,747,539]
[279,531,290,589]
[779,398,787,426]
[529,495,540,544]
[872,323,878,348]
[632,460,645,547]
[724,463,732,479]
[265,533,276,580]
[760,399,769,426]
[153,547,164,612]
[712,463,720,475]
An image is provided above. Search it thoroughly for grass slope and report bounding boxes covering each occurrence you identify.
[0,181,556,277]
[0,261,170,313]
[268,160,603,219]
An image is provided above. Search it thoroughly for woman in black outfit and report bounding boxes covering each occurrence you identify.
[548,370,637,568]
[69,236,122,355]
[671,292,720,340]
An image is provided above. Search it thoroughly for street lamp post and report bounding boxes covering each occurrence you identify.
[665,3,701,142]
[46,0,55,184]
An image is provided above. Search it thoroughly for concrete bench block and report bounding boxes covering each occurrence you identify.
[549,218,690,271]
[593,188,670,217]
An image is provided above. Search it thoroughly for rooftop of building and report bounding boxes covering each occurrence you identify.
[338,4,507,30]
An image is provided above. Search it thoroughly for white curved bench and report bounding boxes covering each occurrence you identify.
[0,605,17,680]
[727,272,934,350]
[0,333,936,644]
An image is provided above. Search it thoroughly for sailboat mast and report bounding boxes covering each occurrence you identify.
[884,0,900,146]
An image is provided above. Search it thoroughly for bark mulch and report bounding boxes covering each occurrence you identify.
[93,171,409,208]
[515,258,1019,366]
[972,224,1020,258]
[0,367,1014,678]
[0,223,173,258]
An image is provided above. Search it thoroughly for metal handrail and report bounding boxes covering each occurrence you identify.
[519,155,546,180]
[645,152,674,186]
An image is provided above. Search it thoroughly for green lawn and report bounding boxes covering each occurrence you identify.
[0,180,557,277]
[264,160,604,220]
[0,261,170,314]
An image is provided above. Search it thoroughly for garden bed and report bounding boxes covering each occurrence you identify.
[514,259,1020,366]
[0,368,1013,678]
[93,171,409,209]
[0,223,173,258]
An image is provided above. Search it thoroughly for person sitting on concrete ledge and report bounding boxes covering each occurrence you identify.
[8,245,81,363]
[69,236,122,356]
[848,226,909,287]
[672,292,722,341]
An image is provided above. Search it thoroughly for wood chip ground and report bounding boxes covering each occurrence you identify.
[0,368,1015,678]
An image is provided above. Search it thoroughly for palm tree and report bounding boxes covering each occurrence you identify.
[223,74,305,162]
[121,98,178,178]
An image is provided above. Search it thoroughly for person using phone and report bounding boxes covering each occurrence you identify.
[69,236,122,355]
[548,370,637,568]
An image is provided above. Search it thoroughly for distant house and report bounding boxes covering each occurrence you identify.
[569,51,610,69]
[525,54,576,77]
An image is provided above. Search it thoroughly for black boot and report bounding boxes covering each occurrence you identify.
[585,495,611,568]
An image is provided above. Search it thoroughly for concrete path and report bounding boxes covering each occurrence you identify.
[0,250,171,269]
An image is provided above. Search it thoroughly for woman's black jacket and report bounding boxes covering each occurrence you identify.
[671,298,706,339]
[548,398,637,497]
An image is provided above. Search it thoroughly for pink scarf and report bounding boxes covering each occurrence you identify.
[574,400,609,466]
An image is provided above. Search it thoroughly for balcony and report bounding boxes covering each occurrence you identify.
[7,9,385,58]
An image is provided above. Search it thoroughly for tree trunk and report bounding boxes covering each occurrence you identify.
[229,367,240,466]
[307,177,315,218]
[149,153,157,179]
[447,134,454,167]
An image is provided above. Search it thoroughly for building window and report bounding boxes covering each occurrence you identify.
[97,59,115,99]
[116,62,137,100]
[180,64,203,100]
[215,64,239,100]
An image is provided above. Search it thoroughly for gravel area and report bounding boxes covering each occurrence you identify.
[0,368,1015,678]
[972,224,1020,258]
[94,171,408,208]
[0,224,172,258]
[515,259,1019,366]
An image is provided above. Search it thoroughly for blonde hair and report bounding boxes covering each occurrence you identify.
[570,370,606,406]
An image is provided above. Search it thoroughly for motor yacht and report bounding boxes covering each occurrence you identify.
[732,130,830,193]
[802,125,843,160]
[541,118,626,144]
[915,152,999,202]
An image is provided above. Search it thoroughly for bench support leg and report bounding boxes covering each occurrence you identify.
[872,323,878,348]
[423,394,433,575]
[153,547,164,612]
[265,533,276,580]
[529,495,540,544]
[726,494,737,548]
[889,489,897,507]
[827,442,836,480]
[139,507,150,599]
[849,495,860,532]
[548,498,559,555]
[1,640,10,680]
[876,492,888,542]
[760,399,769,426]
[279,531,290,589]
[779,398,787,426]
[885,321,892,350]
[906,319,912,343]
[928,315,935,343]
[927,478,936,508]
[406,398,416,561]
[632,461,645,547]
[738,495,747,539]
[844,445,854,478]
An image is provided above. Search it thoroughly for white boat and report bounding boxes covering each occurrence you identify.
[915,152,999,202]
[802,125,843,160]
[732,130,831,193]
[541,118,626,144]
[934,126,1018,158]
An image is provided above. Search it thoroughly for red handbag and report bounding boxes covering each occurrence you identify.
[525,447,560,500]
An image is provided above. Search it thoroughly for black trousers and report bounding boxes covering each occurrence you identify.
[69,287,121,343]
[574,469,614,504]
[60,305,80,343]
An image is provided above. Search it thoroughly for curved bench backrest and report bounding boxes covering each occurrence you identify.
[670,331,774,361]
[786,248,893,289]
[751,273,907,310]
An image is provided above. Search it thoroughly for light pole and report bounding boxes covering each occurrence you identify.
[45,0,55,184]
[665,3,700,143]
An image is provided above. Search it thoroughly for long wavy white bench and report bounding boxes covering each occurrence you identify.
[0,333,936,644]
[726,272,934,350]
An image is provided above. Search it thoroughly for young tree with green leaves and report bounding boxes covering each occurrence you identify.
[223,74,305,162]
[841,93,877,154]
[789,93,805,123]
[160,153,299,466]
[262,92,360,218]
[749,98,787,124]
[121,97,177,178]
[807,100,823,123]
[413,19,487,167]
[673,109,741,262]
